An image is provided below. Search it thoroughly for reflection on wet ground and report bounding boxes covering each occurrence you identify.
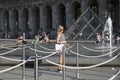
[0,39,120,80]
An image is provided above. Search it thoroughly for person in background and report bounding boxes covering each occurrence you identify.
[114,33,120,44]
[16,35,27,45]
[35,33,40,43]
[104,32,110,42]
[16,35,23,45]
[95,33,102,45]
[43,31,55,43]
[39,30,44,41]
[43,32,49,43]
[23,32,26,41]
[79,32,83,38]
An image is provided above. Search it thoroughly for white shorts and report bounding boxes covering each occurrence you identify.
[55,44,64,52]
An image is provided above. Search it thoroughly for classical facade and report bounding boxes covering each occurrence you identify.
[0,0,119,38]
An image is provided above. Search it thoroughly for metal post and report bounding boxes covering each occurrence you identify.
[22,45,25,80]
[62,47,66,80]
[109,19,112,57]
[76,42,79,79]
[34,43,38,80]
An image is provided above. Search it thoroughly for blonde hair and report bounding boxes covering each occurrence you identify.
[57,25,64,33]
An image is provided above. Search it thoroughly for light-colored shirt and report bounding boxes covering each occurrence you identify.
[60,33,65,41]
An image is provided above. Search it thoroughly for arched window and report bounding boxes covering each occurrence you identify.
[45,5,52,30]
[4,10,9,32]
[106,0,119,32]
[33,7,40,33]
[88,0,98,15]
[22,8,29,32]
[57,4,66,29]
[13,9,19,32]
[71,1,81,21]
[90,4,98,14]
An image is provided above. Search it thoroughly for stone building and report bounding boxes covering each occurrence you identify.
[0,0,119,39]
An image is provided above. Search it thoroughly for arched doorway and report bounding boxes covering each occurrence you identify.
[4,10,9,34]
[57,4,66,29]
[33,7,40,34]
[106,0,119,33]
[45,5,52,32]
[22,8,29,32]
[89,0,98,14]
[87,0,99,29]
[71,1,81,22]
[13,9,19,33]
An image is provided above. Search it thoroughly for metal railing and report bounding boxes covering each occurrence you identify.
[0,41,120,80]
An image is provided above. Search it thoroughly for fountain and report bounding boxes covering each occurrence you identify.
[102,16,113,57]
[102,16,113,48]
[94,16,113,57]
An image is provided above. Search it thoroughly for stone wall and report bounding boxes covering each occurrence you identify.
[0,0,119,39]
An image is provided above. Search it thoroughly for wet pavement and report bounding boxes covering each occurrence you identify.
[0,66,120,80]
[0,39,120,80]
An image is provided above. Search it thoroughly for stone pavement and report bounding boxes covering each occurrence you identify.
[0,39,120,80]
[0,66,120,80]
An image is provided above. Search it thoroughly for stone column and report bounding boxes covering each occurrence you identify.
[66,3,73,29]
[0,10,5,38]
[18,8,24,33]
[0,10,2,30]
[118,0,120,32]
[81,0,87,13]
